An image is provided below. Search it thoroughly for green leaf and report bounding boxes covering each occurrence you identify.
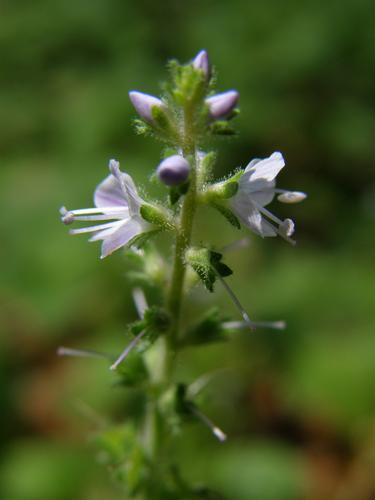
[209,251,233,278]
[180,308,226,347]
[169,181,189,205]
[186,248,233,292]
[114,350,149,386]
[209,120,237,136]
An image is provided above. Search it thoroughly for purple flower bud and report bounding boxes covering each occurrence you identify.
[206,90,239,119]
[129,91,165,123]
[192,49,211,80]
[157,155,190,186]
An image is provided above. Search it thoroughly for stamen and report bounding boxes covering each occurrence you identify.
[69,221,119,235]
[67,207,126,216]
[110,330,146,371]
[190,405,227,442]
[256,203,284,227]
[132,288,148,319]
[275,189,307,203]
[223,320,286,331]
[68,213,127,222]
[215,272,255,330]
[57,346,111,360]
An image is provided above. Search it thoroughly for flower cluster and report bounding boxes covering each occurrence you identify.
[59,50,307,499]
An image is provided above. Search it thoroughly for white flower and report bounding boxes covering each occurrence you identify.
[61,159,151,259]
[230,152,306,245]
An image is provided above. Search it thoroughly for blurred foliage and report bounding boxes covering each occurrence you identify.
[0,0,374,499]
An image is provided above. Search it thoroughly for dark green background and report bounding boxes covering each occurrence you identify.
[1,1,374,499]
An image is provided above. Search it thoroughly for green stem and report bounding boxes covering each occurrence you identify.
[168,147,196,348]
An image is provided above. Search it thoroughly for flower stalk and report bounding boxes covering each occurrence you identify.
[58,50,307,499]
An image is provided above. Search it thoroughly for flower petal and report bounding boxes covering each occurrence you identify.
[100,218,145,259]
[231,195,277,237]
[241,152,285,194]
[109,160,142,216]
[94,174,128,209]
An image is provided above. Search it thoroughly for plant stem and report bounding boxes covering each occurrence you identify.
[168,145,197,348]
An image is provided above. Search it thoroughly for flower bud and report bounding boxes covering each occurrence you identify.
[157,155,190,186]
[129,91,166,123]
[206,90,239,119]
[192,49,211,80]
[277,191,307,204]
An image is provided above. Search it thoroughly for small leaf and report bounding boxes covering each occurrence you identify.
[209,120,237,136]
[180,308,226,347]
[169,181,189,205]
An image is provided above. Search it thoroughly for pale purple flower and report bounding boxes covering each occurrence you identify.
[230,152,307,245]
[129,91,166,123]
[192,49,211,79]
[157,155,190,186]
[206,90,239,119]
[61,159,151,259]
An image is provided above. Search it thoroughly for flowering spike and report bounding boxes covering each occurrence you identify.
[157,155,190,186]
[192,49,211,80]
[206,90,239,119]
[129,91,166,123]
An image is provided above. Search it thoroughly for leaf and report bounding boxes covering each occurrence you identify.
[169,181,190,205]
[180,308,226,347]
[186,248,233,292]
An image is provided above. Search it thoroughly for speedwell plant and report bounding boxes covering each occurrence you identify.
[59,50,306,499]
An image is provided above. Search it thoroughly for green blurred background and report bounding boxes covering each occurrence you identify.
[1,0,374,499]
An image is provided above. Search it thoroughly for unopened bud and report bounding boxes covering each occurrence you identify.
[192,49,211,80]
[277,191,307,204]
[129,91,166,123]
[157,155,190,186]
[206,90,239,119]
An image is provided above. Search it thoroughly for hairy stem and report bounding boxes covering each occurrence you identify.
[168,149,197,347]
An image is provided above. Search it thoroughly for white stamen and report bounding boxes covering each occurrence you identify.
[110,330,146,371]
[223,320,286,331]
[67,213,127,222]
[66,206,126,216]
[69,221,120,235]
[275,190,307,203]
[190,406,227,442]
[256,203,284,227]
[132,288,148,319]
[215,272,255,330]
[57,346,111,359]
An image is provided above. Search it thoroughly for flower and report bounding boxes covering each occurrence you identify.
[157,155,190,186]
[61,159,151,258]
[206,90,239,119]
[192,49,211,80]
[128,91,166,123]
[230,152,306,244]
